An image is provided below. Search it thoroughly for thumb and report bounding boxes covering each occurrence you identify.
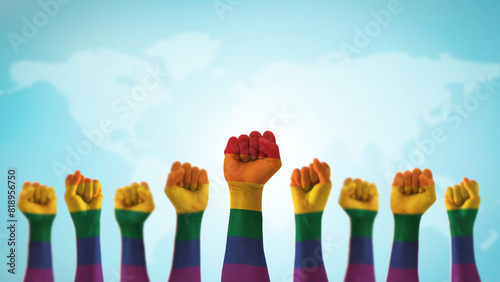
[258,132,280,159]
[19,186,35,204]
[167,168,185,187]
[420,174,436,201]
[463,177,479,199]
[339,181,356,205]
[312,159,330,184]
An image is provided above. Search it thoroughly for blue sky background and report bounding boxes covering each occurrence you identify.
[1,0,499,281]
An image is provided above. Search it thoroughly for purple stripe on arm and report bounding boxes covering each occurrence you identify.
[345,263,375,282]
[24,268,54,282]
[169,266,201,282]
[451,263,481,282]
[222,264,270,282]
[293,265,328,282]
[76,237,102,266]
[121,265,149,282]
[387,268,419,282]
[348,237,374,265]
[27,241,52,269]
[75,264,104,282]
[121,237,146,267]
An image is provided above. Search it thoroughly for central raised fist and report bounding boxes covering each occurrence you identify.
[223,131,282,185]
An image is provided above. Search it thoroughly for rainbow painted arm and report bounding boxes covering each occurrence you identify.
[387,169,436,282]
[339,178,378,282]
[291,159,331,282]
[18,182,57,282]
[445,178,481,282]
[221,131,282,282]
[115,182,155,281]
[165,162,209,282]
[65,170,104,282]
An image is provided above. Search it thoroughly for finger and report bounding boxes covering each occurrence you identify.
[84,178,93,203]
[445,187,454,206]
[361,181,370,201]
[167,168,185,187]
[115,188,125,206]
[22,181,31,190]
[93,180,101,198]
[130,182,139,205]
[291,168,301,187]
[300,167,311,191]
[249,131,261,160]
[198,169,209,186]
[312,159,330,184]
[393,172,405,193]
[344,178,353,186]
[368,183,378,200]
[463,177,479,198]
[354,178,362,200]
[309,163,319,185]
[20,186,35,203]
[411,168,422,194]
[190,166,201,191]
[33,182,41,203]
[224,136,240,159]
[453,185,463,206]
[77,179,85,197]
[259,131,280,159]
[40,185,48,205]
[460,182,469,200]
[138,186,154,209]
[423,168,433,180]
[171,161,182,172]
[339,181,356,204]
[46,187,56,203]
[182,163,192,188]
[124,185,132,207]
[403,171,413,195]
[65,170,81,194]
[238,134,250,162]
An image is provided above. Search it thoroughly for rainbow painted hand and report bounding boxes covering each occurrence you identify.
[445,177,480,211]
[291,158,331,214]
[391,169,436,214]
[115,182,155,220]
[18,182,57,216]
[339,178,378,212]
[65,170,103,213]
[165,162,209,214]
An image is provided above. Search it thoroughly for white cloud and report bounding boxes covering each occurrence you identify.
[480,229,499,251]
[146,32,221,81]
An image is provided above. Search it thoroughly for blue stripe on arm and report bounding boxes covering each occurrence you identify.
[172,239,201,269]
[223,236,267,267]
[349,236,374,265]
[294,239,325,269]
[121,237,146,267]
[452,236,476,264]
[76,237,102,266]
[28,241,53,269]
[389,241,419,269]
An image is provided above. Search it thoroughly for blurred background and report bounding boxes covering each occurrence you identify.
[1,0,499,281]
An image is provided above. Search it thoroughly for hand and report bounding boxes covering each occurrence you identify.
[165,162,209,214]
[18,182,57,215]
[391,168,436,214]
[115,182,155,213]
[291,159,331,214]
[65,170,103,213]
[224,131,282,185]
[339,178,378,212]
[445,177,480,210]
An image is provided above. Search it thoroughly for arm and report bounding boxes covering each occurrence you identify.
[18,182,57,282]
[387,169,436,282]
[290,159,331,282]
[165,162,209,282]
[339,178,378,282]
[115,182,155,282]
[65,170,104,282]
[445,178,481,282]
[221,131,282,282]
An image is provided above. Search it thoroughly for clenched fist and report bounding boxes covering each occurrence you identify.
[291,159,331,214]
[339,178,378,212]
[65,170,103,213]
[391,168,436,214]
[445,177,480,210]
[224,131,282,185]
[115,182,155,213]
[18,182,57,215]
[165,162,209,214]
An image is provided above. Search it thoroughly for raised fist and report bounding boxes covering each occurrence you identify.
[290,159,331,214]
[445,177,480,210]
[18,182,57,215]
[115,182,155,213]
[65,170,103,213]
[224,131,282,185]
[339,178,378,212]
[391,168,436,214]
[165,161,209,214]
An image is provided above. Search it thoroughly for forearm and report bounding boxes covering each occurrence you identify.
[116,210,150,282]
[448,209,480,282]
[222,182,269,282]
[169,212,203,282]
[24,214,55,282]
[344,209,376,282]
[71,210,103,282]
[294,212,328,282]
[387,214,421,282]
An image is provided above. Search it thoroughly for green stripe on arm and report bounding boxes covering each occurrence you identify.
[176,211,204,241]
[295,212,323,241]
[394,214,422,242]
[447,209,478,237]
[115,209,151,239]
[345,209,377,238]
[24,213,55,242]
[227,209,263,239]
[70,209,101,238]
